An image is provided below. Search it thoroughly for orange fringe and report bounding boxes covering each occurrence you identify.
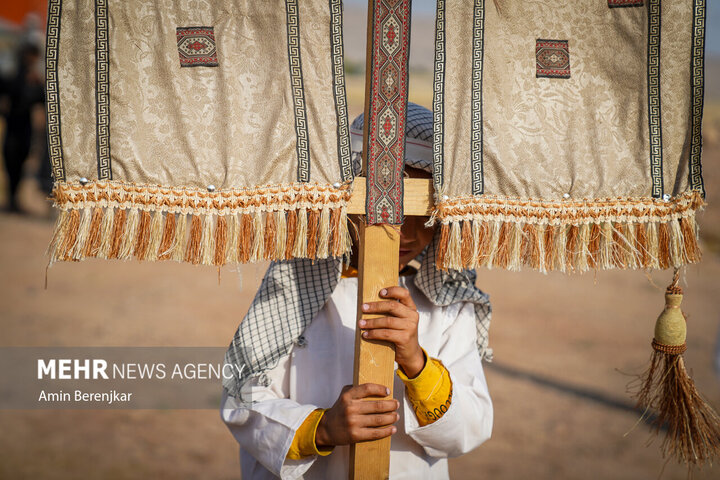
[307,209,320,259]
[158,213,176,260]
[214,215,227,266]
[134,210,153,260]
[185,215,202,264]
[83,207,104,257]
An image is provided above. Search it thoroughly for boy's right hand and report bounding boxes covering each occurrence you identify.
[315,383,399,447]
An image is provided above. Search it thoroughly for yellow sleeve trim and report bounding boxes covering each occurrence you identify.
[396,349,453,427]
[286,408,334,460]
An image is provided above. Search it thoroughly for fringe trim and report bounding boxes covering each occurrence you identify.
[48,181,352,267]
[432,192,705,272]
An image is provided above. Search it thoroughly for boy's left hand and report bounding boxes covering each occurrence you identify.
[360,286,426,379]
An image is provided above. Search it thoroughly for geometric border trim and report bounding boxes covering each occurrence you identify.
[45,0,65,183]
[647,0,663,198]
[470,0,485,195]
[329,0,353,182]
[95,0,112,180]
[432,0,446,197]
[689,0,706,197]
[285,0,311,183]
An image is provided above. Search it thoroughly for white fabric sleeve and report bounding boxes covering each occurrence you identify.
[402,302,494,458]
[219,352,322,480]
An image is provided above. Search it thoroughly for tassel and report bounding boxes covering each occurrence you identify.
[447,221,462,270]
[145,210,165,261]
[83,207,104,258]
[158,213,177,260]
[536,223,547,273]
[238,213,253,263]
[658,222,670,270]
[200,214,216,265]
[119,208,140,260]
[646,222,660,269]
[565,224,578,272]
[577,223,590,272]
[587,223,601,269]
[624,223,638,270]
[598,222,612,269]
[330,208,343,257]
[636,222,649,268]
[97,207,115,259]
[226,214,239,263]
[542,224,555,272]
[251,211,264,261]
[317,207,331,259]
[470,220,481,269]
[134,210,153,260]
[72,207,93,260]
[47,209,70,265]
[108,208,127,260]
[170,213,187,262]
[461,221,473,268]
[307,209,320,258]
[631,269,720,466]
[508,222,523,271]
[668,219,684,269]
[611,222,627,269]
[263,211,276,260]
[275,210,287,260]
[293,208,308,258]
[214,215,228,266]
[553,223,567,273]
[285,209,297,259]
[494,222,511,269]
[185,214,202,264]
[436,223,450,270]
[485,220,501,269]
[680,216,701,263]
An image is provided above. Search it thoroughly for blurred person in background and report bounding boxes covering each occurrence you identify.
[0,40,44,213]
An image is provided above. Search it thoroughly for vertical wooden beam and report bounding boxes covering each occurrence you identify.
[350,224,399,480]
[351,0,411,477]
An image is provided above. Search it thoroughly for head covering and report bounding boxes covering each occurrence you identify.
[223,103,492,401]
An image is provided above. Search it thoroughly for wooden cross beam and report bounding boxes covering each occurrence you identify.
[347,1,423,478]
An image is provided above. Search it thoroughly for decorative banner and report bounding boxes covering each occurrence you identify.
[45,0,353,266]
[431,0,706,273]
[364,0,412,225]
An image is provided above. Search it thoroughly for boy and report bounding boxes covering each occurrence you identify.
[221,104,493,479]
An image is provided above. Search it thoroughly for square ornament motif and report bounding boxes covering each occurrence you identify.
[536,39,570,79]
[177,26,218,67]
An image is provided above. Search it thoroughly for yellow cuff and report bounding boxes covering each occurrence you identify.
[286,408,334,460]
[396,349,453,427]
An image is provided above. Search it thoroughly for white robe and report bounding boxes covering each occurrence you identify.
[220,274,493,479]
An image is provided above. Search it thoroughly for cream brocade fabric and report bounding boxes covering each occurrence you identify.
[46,0,706,273]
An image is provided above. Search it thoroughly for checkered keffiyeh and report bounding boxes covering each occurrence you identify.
[222,104,492,401]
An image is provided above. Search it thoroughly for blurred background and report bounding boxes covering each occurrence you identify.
[0,1,719,478]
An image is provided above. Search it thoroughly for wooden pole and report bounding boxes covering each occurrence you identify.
[350,0,413,477]
[349,223,399,480]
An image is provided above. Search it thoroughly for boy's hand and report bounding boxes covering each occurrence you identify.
[315,383,399,447]
[360,286,426,378]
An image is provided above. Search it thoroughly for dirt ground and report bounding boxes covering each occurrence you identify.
[1,68,720,480]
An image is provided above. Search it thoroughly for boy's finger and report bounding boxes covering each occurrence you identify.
[359,425,397,441]
[359,316,405,330]
[357,412,399,428]
[351,383,392,399]
[362,328,404,343]
[361,300,411,317]
[380,286,417,310]
[355,399,399,414]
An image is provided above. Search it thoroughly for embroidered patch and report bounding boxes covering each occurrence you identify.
[176,27,218,67]
[536,39,570,79]
[608,0,644,7]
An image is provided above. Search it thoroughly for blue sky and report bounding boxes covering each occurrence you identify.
[346,0,720,56]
